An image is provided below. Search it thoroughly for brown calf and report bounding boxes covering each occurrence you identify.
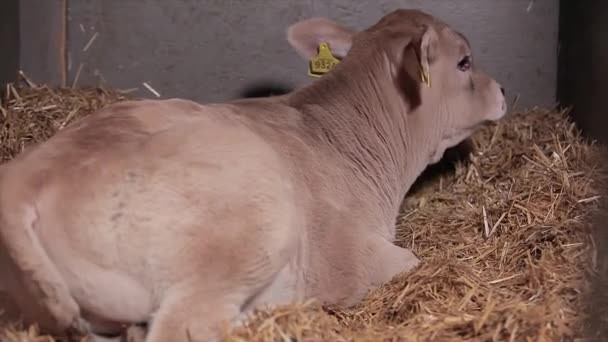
[0,9,506,342]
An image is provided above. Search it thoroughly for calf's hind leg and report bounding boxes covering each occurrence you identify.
[0,204,89,336]
[144,280,243,342]
[144,218,298,341]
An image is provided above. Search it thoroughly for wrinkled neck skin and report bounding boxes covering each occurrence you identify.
[287,51,436,234]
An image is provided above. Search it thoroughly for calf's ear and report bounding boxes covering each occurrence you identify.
[389,25,439,109]
[417,25,439,86]
[392,25,439,87]
[286,17,355,60]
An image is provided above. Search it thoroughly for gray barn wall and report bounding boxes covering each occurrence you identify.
[66,0,558,110]
[20,0,67,86]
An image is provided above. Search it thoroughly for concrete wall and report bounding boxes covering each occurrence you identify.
[66,0,559,110]
[19,0,67,86]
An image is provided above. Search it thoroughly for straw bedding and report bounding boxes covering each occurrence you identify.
[0,82,605,342]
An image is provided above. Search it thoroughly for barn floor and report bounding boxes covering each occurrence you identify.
[0,82,606,342]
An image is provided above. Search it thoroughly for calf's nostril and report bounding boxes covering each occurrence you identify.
[500,87,505,96]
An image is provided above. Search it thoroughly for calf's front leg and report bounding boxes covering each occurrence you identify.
[368,236,420,286]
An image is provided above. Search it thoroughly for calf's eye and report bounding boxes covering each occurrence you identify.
[457,55,472,71]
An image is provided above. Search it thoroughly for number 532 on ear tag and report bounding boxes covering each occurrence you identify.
[308,42,340,78]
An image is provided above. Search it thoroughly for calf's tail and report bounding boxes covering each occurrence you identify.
[0,169,87,336]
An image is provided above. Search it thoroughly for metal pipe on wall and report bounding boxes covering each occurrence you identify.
[0,0,19,88]
[557,0,608,144]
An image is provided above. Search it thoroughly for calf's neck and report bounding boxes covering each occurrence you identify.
[0,9,506,342]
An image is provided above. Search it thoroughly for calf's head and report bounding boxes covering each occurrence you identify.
[287,9,507,163]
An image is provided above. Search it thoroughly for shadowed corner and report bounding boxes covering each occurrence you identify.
[583,150,608,341]
[0,293,21,329]
[237,81,294,99]
[406,138,475,197]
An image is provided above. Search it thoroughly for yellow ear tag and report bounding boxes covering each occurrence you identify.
[420,69,431,87]
[308,42,340,78]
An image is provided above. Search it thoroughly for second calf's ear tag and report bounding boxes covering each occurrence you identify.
[308,42,340,78]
